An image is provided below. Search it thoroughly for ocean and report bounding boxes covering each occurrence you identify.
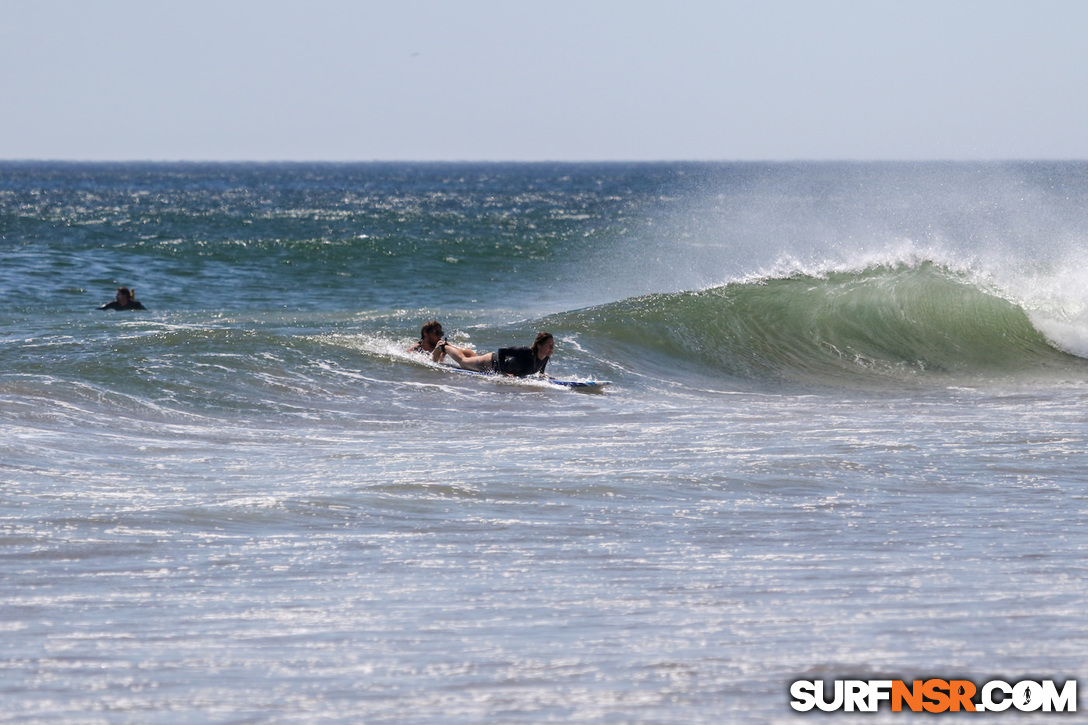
[2,161,1087,722]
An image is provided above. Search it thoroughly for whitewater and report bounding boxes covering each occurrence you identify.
[2,161,1087,723]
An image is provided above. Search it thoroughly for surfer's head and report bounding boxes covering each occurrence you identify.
[420,320,444,339]
[418,320,446,351]
[532,332,554,360]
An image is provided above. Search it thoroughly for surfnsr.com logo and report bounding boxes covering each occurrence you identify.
[790,679,1077,713]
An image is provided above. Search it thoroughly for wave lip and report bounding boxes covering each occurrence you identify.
[575,261,1087,388]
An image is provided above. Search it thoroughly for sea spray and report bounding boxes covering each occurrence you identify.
[556,261,1084,387]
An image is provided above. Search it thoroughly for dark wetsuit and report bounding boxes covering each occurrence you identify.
[99,300,147,311]
[492,346,549,377]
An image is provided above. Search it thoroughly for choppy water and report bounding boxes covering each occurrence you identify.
[2,161,1088,722]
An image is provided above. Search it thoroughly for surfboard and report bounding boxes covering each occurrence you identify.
[440,365,612,390]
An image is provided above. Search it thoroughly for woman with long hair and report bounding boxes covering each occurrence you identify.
[440,332,554,377]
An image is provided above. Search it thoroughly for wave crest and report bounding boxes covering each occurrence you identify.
[565,262,1084,386]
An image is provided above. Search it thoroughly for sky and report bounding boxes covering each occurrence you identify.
[1,0,1086,162]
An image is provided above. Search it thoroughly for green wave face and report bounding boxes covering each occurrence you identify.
[572,262,1083,387]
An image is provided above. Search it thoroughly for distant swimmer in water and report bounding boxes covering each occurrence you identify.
[440,332,553,377]
[98,287,147,311]
[406,320,474,363]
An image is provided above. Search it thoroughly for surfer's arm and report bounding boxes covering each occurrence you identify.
[435,341,476,364]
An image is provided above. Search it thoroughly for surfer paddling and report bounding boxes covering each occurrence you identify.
[440,332,553,378]
[98,287,147,311]
[407,320,474,363]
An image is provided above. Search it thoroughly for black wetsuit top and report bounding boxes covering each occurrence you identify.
[494,346,549,377]
[99,300,147,311]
